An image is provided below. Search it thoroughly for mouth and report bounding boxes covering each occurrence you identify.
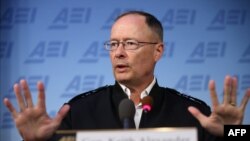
[114,63,129,73]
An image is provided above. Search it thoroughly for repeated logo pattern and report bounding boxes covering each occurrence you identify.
[0,1,249,141]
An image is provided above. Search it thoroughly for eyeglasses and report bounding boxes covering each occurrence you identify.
[104,39,158,51]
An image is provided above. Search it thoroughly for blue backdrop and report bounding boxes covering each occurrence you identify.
[1,0,250,140]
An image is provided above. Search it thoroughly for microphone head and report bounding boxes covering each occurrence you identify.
[118,98,135,121]
[141,96,153,112]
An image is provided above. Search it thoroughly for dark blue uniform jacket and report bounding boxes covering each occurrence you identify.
[50,81,223,141]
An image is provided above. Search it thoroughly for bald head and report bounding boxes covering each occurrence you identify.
[114,11,163,42]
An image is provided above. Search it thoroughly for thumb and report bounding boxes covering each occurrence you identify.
[53,104,70,125]
[188,106,207,125]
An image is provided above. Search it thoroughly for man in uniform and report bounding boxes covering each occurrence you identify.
[3,11,250,141]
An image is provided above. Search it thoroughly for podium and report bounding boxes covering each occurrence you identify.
[55,127,197,141]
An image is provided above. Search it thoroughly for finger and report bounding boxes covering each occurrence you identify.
[14,82,26,111]
[230,77,238,105]
[37,81,46,109]
[21,80,34,108]
[53,105,70,127]
[188,106,208,126]
[223,75,231,104]
[209,80,219,107]
[240,88,250,112]
[3,98,18,118]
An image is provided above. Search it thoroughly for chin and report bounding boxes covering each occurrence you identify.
[116,78,128,83]
[114,72,134,83]
[115,76,130,83]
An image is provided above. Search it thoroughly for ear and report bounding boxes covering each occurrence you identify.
[154,43,164,61]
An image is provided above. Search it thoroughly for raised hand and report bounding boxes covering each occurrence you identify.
[188,75,250,136]
[3,79,70,141]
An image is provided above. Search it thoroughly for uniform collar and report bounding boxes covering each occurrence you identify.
[118,77,156,100]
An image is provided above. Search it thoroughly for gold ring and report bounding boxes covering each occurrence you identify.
[230,102,236,106]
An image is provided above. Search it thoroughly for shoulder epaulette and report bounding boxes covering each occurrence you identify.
[166,87,208,106]
[68,85,109,103]
[178,92,208,106]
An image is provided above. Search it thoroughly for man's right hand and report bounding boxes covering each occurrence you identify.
[3,79,70,141]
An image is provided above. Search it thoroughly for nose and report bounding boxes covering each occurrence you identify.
[113,42,127,58]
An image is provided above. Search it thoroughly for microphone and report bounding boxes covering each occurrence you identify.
[141,96,153,113]
[118,98,136,129]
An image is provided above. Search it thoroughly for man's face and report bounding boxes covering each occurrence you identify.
[109,14,163,86]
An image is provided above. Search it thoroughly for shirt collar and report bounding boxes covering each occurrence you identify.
[118,77,156,99]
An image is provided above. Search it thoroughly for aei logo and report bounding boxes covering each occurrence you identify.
[162,41,175,58]
[186,41,226,63]
[233,74,250,90]
[61,75,104,98]
[1,112,14,129]
[6,75,49,99]
[0,41,13,59]
[161,9,196,30]
[0,7,37,29]
[25,41,68,64]
[48,7,91,29]
[78,41,109,63]
[207,9,247,30]
[174,75,210,91]
[238,45,250,63]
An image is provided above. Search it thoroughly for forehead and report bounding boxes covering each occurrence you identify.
[111,14,153,40]
[114,14,146,25]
